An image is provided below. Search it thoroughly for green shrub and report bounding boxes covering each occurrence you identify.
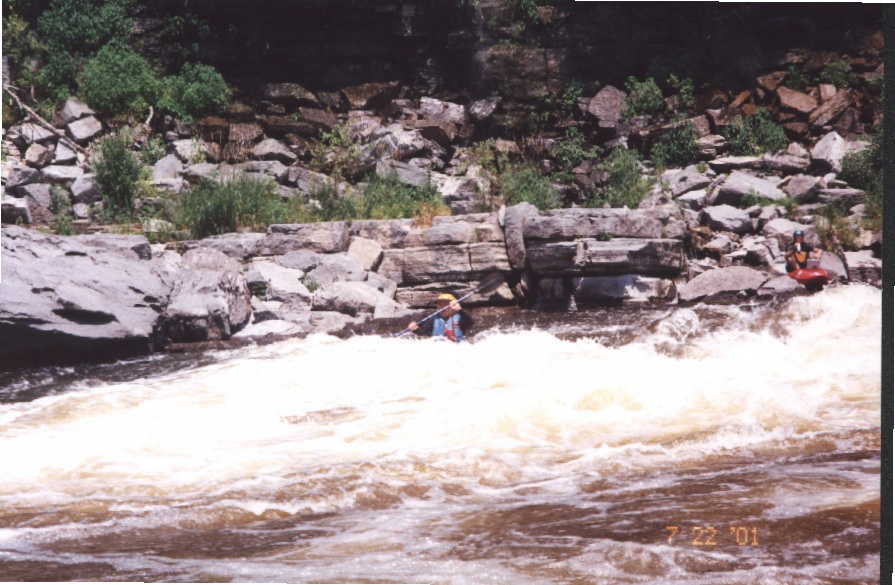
[501,164,561,210]
[589,148,652,208]
[49,185,74,235]
[820,59,852,88]
[840,133,882,228]
[178,176,284,238]
[650,122,698,169]
[157,63,231,121]
[37,0,132,54]
[309,122,364,182]
[552,127,601,174]
[667,74,695,111]
[783,64,810,91]
[78,44,161,117]
[93,131,141,218]
[721,108,788,155]
[622,76,665,119]
[139,136,167,166]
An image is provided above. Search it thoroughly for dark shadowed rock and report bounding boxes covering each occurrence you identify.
[527,238,684,276]
[504,202,538,270]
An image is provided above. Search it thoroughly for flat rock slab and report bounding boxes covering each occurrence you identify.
[678,266,768,302]
[524,205,687,240]
[67,116,102,142]
[701,204,753,234]
[267,221,350,253]
[715,171,786,205]
[526,238,684,276]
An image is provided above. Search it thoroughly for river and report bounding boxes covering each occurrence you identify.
[0,284,881,584]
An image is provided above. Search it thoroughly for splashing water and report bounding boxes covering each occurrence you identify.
[0,285,881,583]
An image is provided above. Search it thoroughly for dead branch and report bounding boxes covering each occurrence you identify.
[4,86,89,155]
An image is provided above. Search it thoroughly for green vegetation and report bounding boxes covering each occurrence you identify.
[721,108,788,155]
[740,193,797,215]
[650,122,698,169]
[78,44,160,117]
[816,205,858,251]
[783,64,810,91]
[49,186,74,235]
[552,127,601,177]
[309,122,364,182]
[622,76,665,119]
[819,59,852,87]
[667,74,696,111]
[589,148,652,208]
[93,131,141,219]
[501,164,561,210]
[157,63,231,121]
[139,136,167,166]
[840,132,882,228]
[178,176,283,238]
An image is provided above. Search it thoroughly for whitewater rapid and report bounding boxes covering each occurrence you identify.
[0,284,881,583]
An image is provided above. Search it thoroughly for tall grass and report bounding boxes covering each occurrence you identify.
[178,176,284,238]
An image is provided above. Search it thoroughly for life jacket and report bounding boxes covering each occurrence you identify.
[443,314,459,342]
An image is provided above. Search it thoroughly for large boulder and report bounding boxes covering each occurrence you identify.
[261,82,318,107]
[503,202,538,270]
[523,205,687,240]
[586,85,627,131]
[245,260,312,303]
[163,248,251,342]
[783,174,820,202]
[380,243,510,285]
[810,131,846,173]
[762,218,818,247]
[808,90,851,128]
[844,250,881,286]
[341,81,400,110]
[152,154,183,182]
[41,165,84,183]
[304,254,366,288]
[526,238,684,276]
[776,86,817,114]
[6,163,41,189]
[701,204,753,234]
[1,195,31,224]
[678,266,768,302]
[253,138,297,164]
[0,227,170,366]
[714,171,786,205]
[267,221,350,253]
[59,97,95,123]
[312,281,401,316]
[419,96,468,125]
[67,116,102,143]
[24,143,53,168]
[375,159,430,188]
[347,236,384,271]
[16,123,55,145]
[662,166,712,198]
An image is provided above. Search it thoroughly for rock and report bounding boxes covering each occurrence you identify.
[524,205,687,240]
[59,97,95,123]
[785,142,810,158]
[163,248,251,341]
[67,116,102,143]
[703,234,734,256]
[756,71,787,91]
[817,250,847,281]
[0,226,170,366]
[142,218,175,235]
[70,202,89,219]
[267,221,350,253]
[701,204,752,234]
[715,171,786,205]
[253,138,298,164]
[678,266,768,302]
[696,134,726,158]
[276,249,323,272]
[305,254,366,288]
[1,195,31,224]
[587,85,626,130]
[312,281,397,316]
[810,131,846,173]
[844,250,881,286]
[776,86,817,114]
[662,166,712,197]
[469,96,500,121]
[574,275,675,304]
[6,164,40,189]
[11,182,52,207]
[70,177,101,204]
[246,260,311,303]
[783,174,820,202]
[808,90,851,127]
[17,123,55,145]
[234,319,304,338]
[40,165,84,183]
[380,242,509,285]
[376,159,431,188]
[235,160,289,183]
[677,189,708,210]
[504,202,538,270]
[364,123,434,163]
[341,81,400,110]
[309,311,360,334]
[183,162,223,183]
[422,222,475,246]
[172,139,209,163]
[51,142,77,165]
[152,154,183,182]
[257,115,317,138]
[759,153,809,174]
[347,237,384,271]
[707,155,761,172]
[818,84,837,102]
[762,218,818,247]
[817,188,864,207]
[757,275,803,296]
[286,166,334,194]
[364,271,397,298]
[526,238,684,276]
[419,97,468,125]
[24,143,53,167]
[261,82,318,107]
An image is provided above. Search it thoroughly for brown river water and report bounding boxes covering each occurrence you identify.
[0,285,881,583]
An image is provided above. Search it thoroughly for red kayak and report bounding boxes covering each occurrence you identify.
[788,267,831,289]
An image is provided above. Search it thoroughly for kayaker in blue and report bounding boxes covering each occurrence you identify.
[407,293,466,342]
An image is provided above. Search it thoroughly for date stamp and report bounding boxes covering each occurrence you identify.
[665,525,760,546]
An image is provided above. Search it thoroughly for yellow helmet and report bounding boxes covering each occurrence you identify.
[437,293,456,302]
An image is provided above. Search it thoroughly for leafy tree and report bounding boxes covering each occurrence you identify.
[78,44,161,117]
[157,63,231,121]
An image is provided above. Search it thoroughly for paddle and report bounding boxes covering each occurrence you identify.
[392,273,505,338]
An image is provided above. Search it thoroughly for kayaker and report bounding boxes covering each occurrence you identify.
[785,230,822,272]
[407,294,468,342]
